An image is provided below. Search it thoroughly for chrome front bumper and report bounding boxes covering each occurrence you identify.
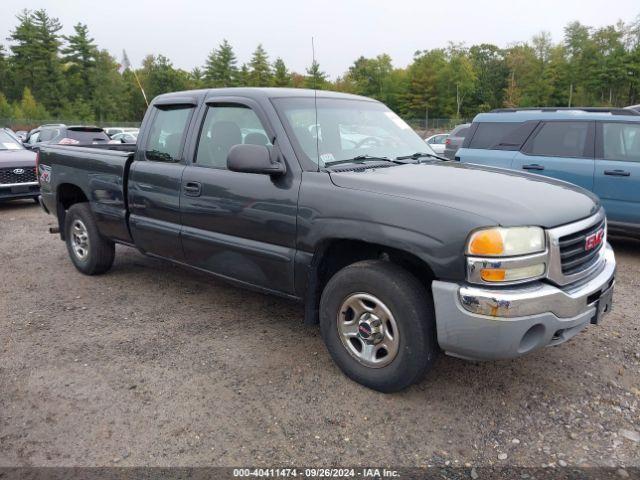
[432,243,616,361]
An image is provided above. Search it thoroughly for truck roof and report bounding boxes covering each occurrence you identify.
[153,87,378,105]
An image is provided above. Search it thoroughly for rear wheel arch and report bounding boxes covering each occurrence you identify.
[56,183,89,239]
[303,238,437,325]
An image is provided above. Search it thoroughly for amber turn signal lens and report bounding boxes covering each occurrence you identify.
[480,268,506,282]
[468,229,505,256]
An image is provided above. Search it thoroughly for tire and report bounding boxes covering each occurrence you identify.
[33,196,40,204]
[64,203,115,275]
[319,260,438,393]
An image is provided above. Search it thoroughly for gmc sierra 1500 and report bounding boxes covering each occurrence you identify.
[38,88,616,392]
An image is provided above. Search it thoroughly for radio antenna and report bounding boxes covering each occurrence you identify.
[312,37,320,172]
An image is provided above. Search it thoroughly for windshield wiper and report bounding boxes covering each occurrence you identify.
[395,152,448,162]
[323,155,397,168]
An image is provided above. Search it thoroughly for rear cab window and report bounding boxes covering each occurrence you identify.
[145,106,194,162]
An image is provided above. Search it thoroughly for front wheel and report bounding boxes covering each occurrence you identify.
[319,260,438,392]
[64,203,115,275]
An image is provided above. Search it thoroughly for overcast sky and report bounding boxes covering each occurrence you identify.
[1,0,638,78]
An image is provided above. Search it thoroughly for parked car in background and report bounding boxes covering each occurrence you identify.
[2,128,23,144]
[457,107,640,235]
[26,125,111,148]
[14,130,28,142]
[25,124,67,147]
[0,128,39,202]
[424,133,448,154]
[111,132,138,143]
[627,104,640,114]
[104,127,139,138]
[443,123,470,159]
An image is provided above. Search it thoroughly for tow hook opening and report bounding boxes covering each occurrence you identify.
[518,324,545,354]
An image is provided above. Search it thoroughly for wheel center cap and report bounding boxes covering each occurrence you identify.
[357,313,384,344]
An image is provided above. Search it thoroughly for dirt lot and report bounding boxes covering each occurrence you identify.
[1,200,638,470]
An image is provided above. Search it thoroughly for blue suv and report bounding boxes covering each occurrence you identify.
[457,107,640,235]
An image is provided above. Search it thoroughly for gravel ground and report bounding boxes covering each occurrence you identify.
[0,200,638,470]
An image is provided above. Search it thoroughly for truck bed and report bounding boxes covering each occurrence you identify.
[39,144,136,244]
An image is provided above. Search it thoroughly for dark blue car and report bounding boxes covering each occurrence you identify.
[457,107,640,235]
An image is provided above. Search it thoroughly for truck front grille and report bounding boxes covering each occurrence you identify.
[558,219,606,276]
[0,167,37,185]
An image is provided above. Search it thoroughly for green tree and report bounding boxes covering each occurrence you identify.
[443,45,476,117]
[140,54,190,100]
[403,49,447,118]
[92,50,129,121]
[468,44,508,111]
[272,58,291,87]
[18,86,49,120]
[9,9,65,113]
[304,60,327,89]
[0,92,14,119]
[247,44,272,86]
[204,39,239,87]
[62,23,98,102]
[0,46,10,97]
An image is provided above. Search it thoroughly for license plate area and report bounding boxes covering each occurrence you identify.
[592,283,614,325]
[10,185,30,193]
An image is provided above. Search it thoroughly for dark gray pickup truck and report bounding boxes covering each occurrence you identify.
[38,88,616,392]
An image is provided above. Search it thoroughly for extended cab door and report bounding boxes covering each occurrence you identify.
[512,120,595,190]
[128,100,197,259]
[179,98,300,294]
[594,121,640,229]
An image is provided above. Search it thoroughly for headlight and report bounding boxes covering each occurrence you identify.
[467,227,545,257]
[466,227,547,284]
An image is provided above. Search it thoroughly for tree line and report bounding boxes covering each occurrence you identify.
[1,9,639,125]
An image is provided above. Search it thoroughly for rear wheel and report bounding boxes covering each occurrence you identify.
[64,203,115,275]
[319,260,438,392]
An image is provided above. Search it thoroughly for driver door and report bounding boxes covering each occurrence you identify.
[180,98,300,294]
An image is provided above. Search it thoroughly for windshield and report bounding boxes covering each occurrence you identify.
[273,97,433,167]
[0,131,24,150]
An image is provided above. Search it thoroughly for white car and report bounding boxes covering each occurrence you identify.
[424,133,448,155]
[104,127,140,138]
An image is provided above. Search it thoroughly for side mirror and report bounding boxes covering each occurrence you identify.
[227,144,285,176]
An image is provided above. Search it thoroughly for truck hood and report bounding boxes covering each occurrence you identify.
[329,161,600,228]
[0,149,37,167]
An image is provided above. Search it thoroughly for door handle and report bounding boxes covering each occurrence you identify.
[522,164,545,171]
[183,181,202,196]
[604,169,631,177]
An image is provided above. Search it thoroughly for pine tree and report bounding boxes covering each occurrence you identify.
[272,58,291,87]
[248,44,272,86]
[62,23,98,101]
[9,9,65,114]
[304,60,328,89]
[238,64,250,86]
[204,39,239,87]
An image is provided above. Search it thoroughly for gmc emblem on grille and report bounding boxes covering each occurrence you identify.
[585,229,605,251]
[12,168,25,175]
